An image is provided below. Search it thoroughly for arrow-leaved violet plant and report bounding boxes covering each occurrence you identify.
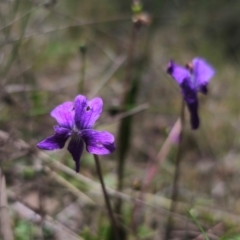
[167,57,215,129]
[37,94,118,238]
[165,57,215,239]
[37,94,116,172]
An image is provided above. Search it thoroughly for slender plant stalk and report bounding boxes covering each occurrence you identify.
[165,98,185,240]
[122,25,137,96]
[129,30,155,237]
[93,154,119,240]
[78,43,87,93]
[112,23,138,240]
[38,172,45,240]
[2,1,31,77]
[115,21,138,215]
[0,168,14,240]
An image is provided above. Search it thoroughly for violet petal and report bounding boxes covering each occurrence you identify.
[193,57,215,92]
[81,129,116,155]
[54,126,72,136]
[181,79,199,129]
[74,95,103,130]
[51,102,74,129]
[67,136,84,173]
[186,99,199,130]
[199,84,208,95]
[181,79,197,104]
[37,133,69,150]
[167,60,191,85]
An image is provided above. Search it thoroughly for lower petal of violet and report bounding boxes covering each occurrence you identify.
[81,129,116,155]
[186,99,199,130]
[199,84,208,95]
[180,79,200,129]
[67,137,84,173]
[37,134,69,150]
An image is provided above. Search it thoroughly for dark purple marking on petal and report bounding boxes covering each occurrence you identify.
[167,60,191,85]
[181,79,199,129]
[181,79,196,103]
[51,102,74,129]
[81,129,116,155]
[67,136,84,173]
[74,95,103,130]
[199,84,208,95]
[192,57,215,90]
[37,134,69,150]
[167,60,174,74]
[54,126,72,136]
[186,99,199,130]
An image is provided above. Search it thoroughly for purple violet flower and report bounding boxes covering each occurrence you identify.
[37,95,116,172]
[167,57,215,129]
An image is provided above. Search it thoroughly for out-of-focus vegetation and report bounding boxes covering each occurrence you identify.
[1,0,240,239]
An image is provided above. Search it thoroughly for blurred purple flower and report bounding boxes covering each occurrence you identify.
[37,95,116,172]
[167,57,215,129]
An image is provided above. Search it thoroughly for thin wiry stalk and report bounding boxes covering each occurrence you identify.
[0,3,43,32]
[38,172,45,240]
[49,6,126,57]
[89,55,127,97]
[0,16,131,48]
[165,98,185,240]
[0,168,14,240]
[93,154,119,240]
[8,190,84,240]
[18,151,240,226]
[2,1,32,77]
[78,43,87,93]
[115,20,138,216]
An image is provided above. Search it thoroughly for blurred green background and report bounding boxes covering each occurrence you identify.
[1,0,240,239]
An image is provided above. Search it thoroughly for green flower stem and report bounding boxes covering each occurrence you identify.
[93,154,119,240]
[165,98,185,240]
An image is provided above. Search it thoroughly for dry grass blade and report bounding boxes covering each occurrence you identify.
[0,4,44,32]
[38,146,240,226]
[0,53,4,65]
[131,118,181,231]
[8,191,83,240]
[144,118,181,188]
[99,103,149,128]
[156,118,181,164]
[0,130,239,229]
[0,168,14,240]
[0,130,30,163]
[43,166,95,205]
[111,103,149,122]
[1,16,131,47]
[172,230,218,240]
[192,222,226,240]
[89,55,127,97]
